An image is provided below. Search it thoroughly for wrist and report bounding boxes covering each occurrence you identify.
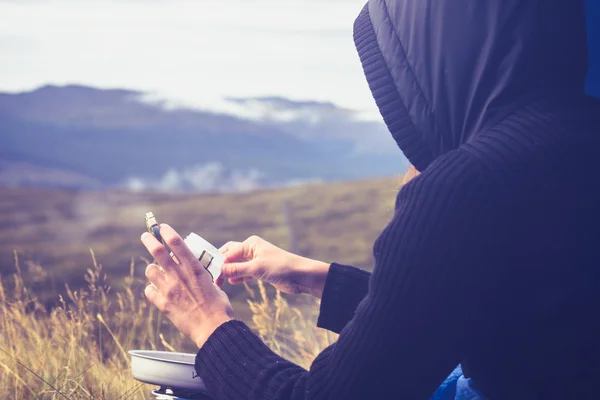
[298,258,331,299]
[193,313,233,348]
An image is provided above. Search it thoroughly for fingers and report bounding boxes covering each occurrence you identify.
[229,276,253,285]
[219,241,241,255]
[145,263,167,288]
[144,284,165,311]
[160,224,213,283]
[141,231,177,273]
[221,261,258,280]
[222,235,263,263]
[221,242,250,264]
[159,224,196,265]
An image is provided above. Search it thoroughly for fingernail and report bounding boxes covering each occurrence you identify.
[141,232,149,240]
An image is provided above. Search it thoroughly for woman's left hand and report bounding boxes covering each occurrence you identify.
[141,224,234,348]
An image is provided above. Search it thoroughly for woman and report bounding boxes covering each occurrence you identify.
[141,0,600,399]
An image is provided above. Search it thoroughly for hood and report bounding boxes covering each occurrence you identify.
[354,0,589,171]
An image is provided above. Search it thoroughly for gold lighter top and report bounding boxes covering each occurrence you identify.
[145,212,158,232]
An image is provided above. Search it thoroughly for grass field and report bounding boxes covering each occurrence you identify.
[0,176,403,399]
[0,177,400,306]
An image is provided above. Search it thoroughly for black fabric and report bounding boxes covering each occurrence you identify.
[316,263,370,334]
[195,96,600,400]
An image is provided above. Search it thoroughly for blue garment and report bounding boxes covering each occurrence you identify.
[430,366,488,400]
[585,0,600,98]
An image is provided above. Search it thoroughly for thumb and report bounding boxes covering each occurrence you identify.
[221,261,257,280]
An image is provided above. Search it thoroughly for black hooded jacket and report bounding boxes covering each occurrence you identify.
[195,1,600,399]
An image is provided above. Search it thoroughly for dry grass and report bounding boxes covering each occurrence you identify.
[0,250,176,399]
[0,250,337,399]
[245,281,337,369]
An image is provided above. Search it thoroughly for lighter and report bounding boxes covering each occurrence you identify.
[183,233,224,281]
[145,212,171,255]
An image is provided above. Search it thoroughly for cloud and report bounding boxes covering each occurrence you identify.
[135,92,396,154]
[123,162,324,194]
[225,96,354,123]
[123,162,266,193]
[222,96,396,153]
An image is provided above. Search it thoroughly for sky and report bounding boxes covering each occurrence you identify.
[0,0,382,119]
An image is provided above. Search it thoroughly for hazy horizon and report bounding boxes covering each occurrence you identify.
[0,0,382,120]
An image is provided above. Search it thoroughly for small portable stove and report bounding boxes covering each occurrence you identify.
[150,386,213,399]
[130,350,212,400]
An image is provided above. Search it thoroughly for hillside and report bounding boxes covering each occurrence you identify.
[0,177,400,308]
[1,85,407,192]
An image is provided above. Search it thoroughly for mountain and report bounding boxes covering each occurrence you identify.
[0,85,407,192]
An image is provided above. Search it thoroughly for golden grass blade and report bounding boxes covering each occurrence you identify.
[0,346,70,400]
[96,314,131,368]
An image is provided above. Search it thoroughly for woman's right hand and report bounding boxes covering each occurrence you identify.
[217,236,331,299]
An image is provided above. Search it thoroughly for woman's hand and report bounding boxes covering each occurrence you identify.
[217,235,331,299]
[141,224,234,348]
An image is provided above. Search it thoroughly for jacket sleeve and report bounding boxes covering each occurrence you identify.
[316,263,371,334]
[195,150,495,400]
